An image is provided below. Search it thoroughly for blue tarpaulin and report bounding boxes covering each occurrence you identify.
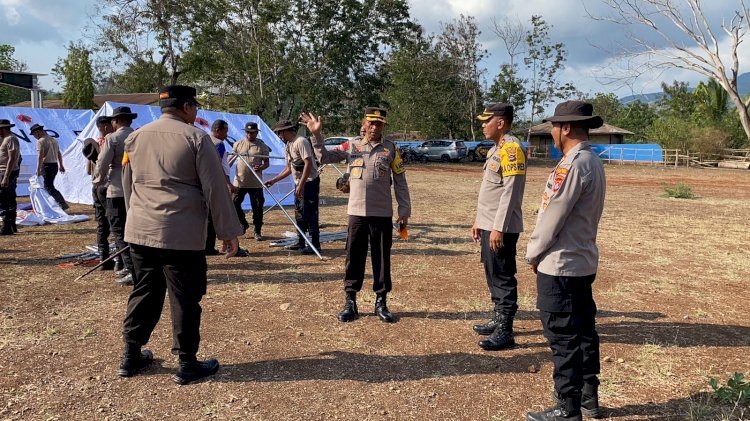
[0,107,94,196]
[54,102,294,208]
[549,143,664,162]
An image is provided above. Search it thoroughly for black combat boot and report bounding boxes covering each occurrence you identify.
[478,314,515,350]
[99,245,114,270]
[338,292,358,322]
[527,395,582,421]
[553,383,602,418]
[374,294,394,323]
[174,357,220,385]
[473,309,503,335]
[114,255,124,273]
[117,346,154,377]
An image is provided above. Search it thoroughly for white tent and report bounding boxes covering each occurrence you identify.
[56,102,294,208]
[0,106,94,196]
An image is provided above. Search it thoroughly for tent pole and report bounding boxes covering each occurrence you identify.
[230,152,324,260]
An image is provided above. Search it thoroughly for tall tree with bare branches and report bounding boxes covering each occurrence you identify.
[593,0,750,142]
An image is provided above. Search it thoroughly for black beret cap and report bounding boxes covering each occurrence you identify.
[477,103,513,121]
[159,85,202,108]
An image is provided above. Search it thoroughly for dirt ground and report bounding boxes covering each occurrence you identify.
[1,162,749,420]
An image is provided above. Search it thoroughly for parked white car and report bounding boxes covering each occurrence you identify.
[323,137,354,151]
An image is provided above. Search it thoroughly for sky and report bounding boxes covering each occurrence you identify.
[1,0,747,100]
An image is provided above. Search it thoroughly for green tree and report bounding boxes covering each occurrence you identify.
[523,15,577,138]
[694,78,729,123]
[658,81,696,117]
[103,57,170,93]
[487,64,527,113]
[381,31,464,139]
[0,44,30,106]
[615,100,658,143]
[54,43,96,109]
[587,92,621,124]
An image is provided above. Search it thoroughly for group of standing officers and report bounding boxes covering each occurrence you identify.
[2,83,605,420]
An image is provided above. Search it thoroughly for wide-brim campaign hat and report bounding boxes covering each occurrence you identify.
[245,122,259,132]
[110,106,138,119]
[29,123,44,133]
[0,119,15,128]
[96,115,112,125]
[543,100,603,129]
[159,85,202,107]
[82,138,100,161]
[273,120,295,132]
[364,107,387,123]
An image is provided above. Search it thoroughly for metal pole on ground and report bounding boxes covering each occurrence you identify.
[230,152,324,260]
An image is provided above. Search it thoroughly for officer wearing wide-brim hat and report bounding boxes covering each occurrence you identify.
[471,103,527,352]
[265,118,322,254]
[118,84,242,385]
[300,106,411,323]
[0,119,21,235]
[95,106,139,284]
[524,100,606,421]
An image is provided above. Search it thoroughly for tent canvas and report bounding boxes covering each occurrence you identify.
[0,106,94,196]
[56,102,294,209]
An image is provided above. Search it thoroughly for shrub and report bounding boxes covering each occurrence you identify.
[662,182,697,199]
[710,372,750,406]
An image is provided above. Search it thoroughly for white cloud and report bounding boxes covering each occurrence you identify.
[4,6,19,26]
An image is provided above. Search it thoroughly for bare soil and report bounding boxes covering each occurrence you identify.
[1,162,749,420]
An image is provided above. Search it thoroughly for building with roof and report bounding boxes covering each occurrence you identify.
[525,121,634,154]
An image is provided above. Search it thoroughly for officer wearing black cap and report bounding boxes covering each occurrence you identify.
[301,107,411,323]
[31,123,68,209]
[525,101,606,421]
[119,85,242,384]
[228,121,270,240]
[0,119,20,235]
[95,106,138,285]
[471,103,526,351]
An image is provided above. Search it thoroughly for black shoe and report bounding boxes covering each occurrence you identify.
[527,396,582,421]
[338,293,358,322]
[174,358,220,385]
[205,248,221,256]
[117,349,154,377]
[254,232,264,241]
[11,221,16,233]
[234,248,250,257]
[553,387,602,419]
[114,258,124,273]
[301,246,321,255]
[375,295,394,323]
[473,309,503,335]
[115,273,134,286]
[0,228,13,235]
[478,315,515,351]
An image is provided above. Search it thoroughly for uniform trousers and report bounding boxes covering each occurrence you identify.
[92,185,111,255]
[205,210,217,252]
[107,196,134,272]
[344,215,392,295]
[122,244,207,359]
[480,230,519,316]
[41,163,68,209]
[0,169,18,231]
[536,272,600,398]
[232,188,265,234]
[294,177,320,247]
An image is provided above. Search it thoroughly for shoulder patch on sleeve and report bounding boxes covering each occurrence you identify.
[122,151,129,166]
[500,142,526,176]
[391,149,406,174]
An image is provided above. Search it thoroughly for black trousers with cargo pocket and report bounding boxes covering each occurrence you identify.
[107,196,133,273]
[122,244,208,360]
[480,230,519,316]
[344,215,393,295]
[536,272,600,399]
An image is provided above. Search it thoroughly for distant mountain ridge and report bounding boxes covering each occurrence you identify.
[619,72,750,104]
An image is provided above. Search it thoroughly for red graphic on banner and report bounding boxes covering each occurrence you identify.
[16,114,32,124]
[195,117,209,128]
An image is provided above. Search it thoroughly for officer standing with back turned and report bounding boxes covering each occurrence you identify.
[118,85,242,385]
[524,101,606,421]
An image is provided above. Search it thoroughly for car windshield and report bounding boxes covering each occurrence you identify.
[455,141,465,148]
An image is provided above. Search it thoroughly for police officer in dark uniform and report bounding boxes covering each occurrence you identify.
[525,101,606,421]
[119,85,242,384]
[83,116,116,269]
